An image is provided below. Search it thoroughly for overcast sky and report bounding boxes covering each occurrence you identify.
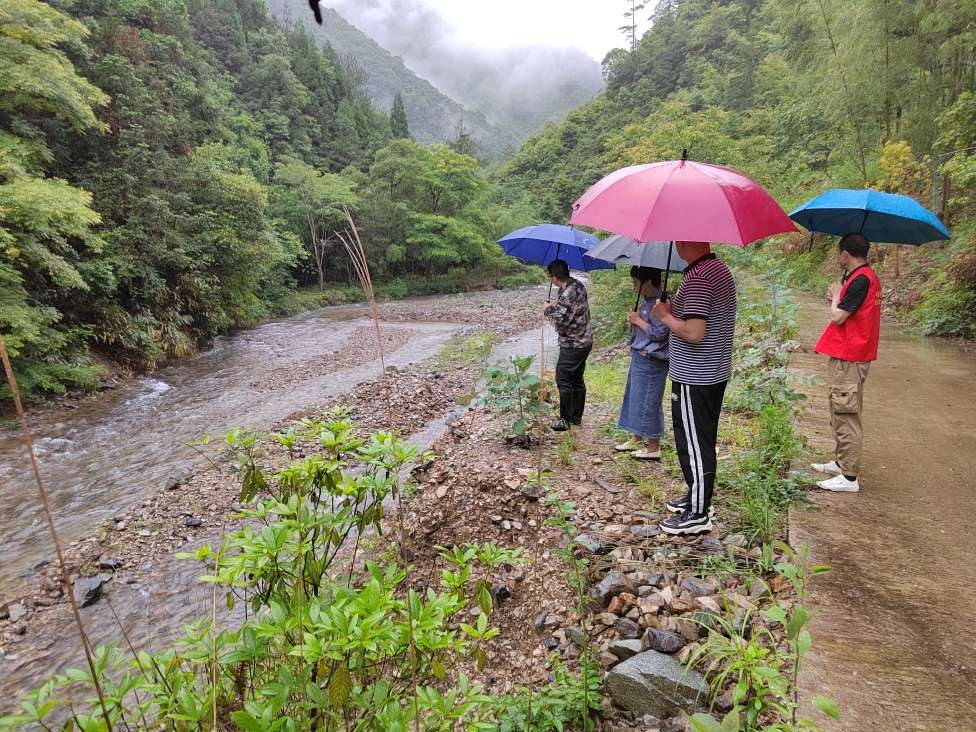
[330,0,635,61]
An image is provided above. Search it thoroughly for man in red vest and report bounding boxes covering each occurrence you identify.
[810,232,882,493]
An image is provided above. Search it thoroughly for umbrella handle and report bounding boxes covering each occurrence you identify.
[660,242,674,303]
[547,280,553,303]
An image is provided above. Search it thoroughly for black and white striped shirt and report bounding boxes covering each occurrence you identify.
[668,253,737,386]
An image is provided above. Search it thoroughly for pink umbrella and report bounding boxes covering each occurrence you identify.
[570,152,796,246]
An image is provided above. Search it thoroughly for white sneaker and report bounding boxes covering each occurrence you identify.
[632,448,662,460]
[614,439,639,452]
[810,459,843,476]
[816,474,860,493]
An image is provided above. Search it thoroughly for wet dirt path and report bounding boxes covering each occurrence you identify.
[790,294,976,731]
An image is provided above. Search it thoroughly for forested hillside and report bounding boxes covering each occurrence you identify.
[501,0,976,336]
[0,0,534,400]
[265,0,519,160]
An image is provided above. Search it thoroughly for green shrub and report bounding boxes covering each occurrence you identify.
[1,413,592,731]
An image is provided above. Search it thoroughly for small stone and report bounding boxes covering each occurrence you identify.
[137,529,151,537]
[492,584,512,604]
[749,579,772,600]
[616,618,641,639]
[630,524,661,540]
[162,473,184,491]
[680,576,718,598]
[700,537,724,553]
[644,628,688,654]
[511,520,523,531]
[490,515,503,524]
[435,485,448,499]
[672,618,701,642]
[575,534,609,555]
[608,639,644,661]
[592,571,635,607]
[99,557,123,571]
[501,520,512,531]
[5,603,27,623]
[724,533,748,547]
[73,576,105,608]
[533,611,550,632]
[520,485,541,501]
[565,626,587,648]
[184,517,202,528]
[15,622,27,636]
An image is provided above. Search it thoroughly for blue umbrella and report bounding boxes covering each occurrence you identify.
[789,188,950,245]
[497,223,613,300]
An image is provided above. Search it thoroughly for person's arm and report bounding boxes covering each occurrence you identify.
[652,303,707,343]
[828,275,868,325]
[652,279,710,344]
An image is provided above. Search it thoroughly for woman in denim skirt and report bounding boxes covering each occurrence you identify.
[615,266,669,459]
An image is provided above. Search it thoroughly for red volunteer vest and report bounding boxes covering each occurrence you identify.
[814,265,882,362]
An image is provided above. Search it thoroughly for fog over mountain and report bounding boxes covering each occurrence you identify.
[327,0,605,140]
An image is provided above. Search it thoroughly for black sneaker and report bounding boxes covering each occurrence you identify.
[660,510,713,536]
[550,418,570,432]
[666,496,715,516]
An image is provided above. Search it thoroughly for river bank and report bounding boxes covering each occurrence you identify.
[1,278,828,730]
[0,289,543,596]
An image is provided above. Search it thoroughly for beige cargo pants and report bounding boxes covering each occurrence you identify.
[827,357,871,476]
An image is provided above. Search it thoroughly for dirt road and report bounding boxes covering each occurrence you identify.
[791,295,976,731]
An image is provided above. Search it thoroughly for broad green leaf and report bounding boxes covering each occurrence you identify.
[328,663,352,707]
[812,694,840,720]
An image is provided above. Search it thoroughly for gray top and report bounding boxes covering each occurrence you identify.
[630,292,669,360]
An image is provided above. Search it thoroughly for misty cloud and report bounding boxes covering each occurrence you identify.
[326,0,604,138]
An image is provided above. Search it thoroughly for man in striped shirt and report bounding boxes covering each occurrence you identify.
[652,241,737,535]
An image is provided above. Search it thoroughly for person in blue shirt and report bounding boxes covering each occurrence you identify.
[614,266,669,460]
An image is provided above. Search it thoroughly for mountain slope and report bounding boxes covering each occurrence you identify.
[265,0,518,159]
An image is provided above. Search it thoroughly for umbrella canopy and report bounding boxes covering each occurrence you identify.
[497,223,614,272]
[587,235,689,270]
[570,154,796,246]
[789,188,950,245]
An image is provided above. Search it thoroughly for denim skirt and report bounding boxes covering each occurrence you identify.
[617,350,667,439]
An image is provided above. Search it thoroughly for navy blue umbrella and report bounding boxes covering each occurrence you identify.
[789,188,950,245]
[497,223,613,300]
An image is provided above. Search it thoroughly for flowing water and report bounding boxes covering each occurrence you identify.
[0,293,553,710]
[790,294,976,730]
[0,304,461,596]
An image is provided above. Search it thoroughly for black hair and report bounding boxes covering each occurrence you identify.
[629,265,662,288]
[547,259,570,280]
[838,232,870,258]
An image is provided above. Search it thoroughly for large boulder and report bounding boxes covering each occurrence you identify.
[605,650,708,718]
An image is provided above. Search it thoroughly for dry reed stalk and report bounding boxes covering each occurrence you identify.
[0,335,114,730]
[336,209,420,732]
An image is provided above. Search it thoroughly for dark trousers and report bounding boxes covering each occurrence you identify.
[555,345,591,424]
[671,380,727,515]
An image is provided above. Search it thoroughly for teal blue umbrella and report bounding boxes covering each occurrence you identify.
[789,189,950,245]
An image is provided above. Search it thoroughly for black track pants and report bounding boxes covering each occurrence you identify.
[671,380,727,515]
